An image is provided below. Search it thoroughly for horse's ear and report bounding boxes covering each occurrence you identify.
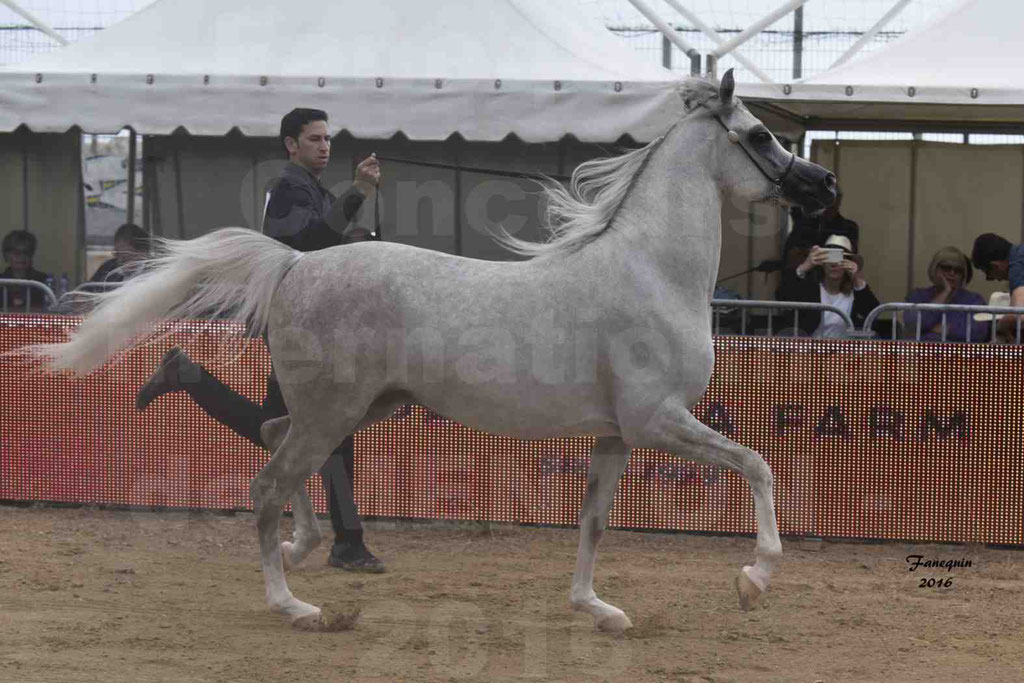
[719,68,735,106]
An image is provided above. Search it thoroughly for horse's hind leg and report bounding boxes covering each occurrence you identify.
[261,417,321,571]
[636,396,782,610]
[250,422,335,629]
[570,437,632,633]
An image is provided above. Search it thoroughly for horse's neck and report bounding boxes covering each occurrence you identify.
[590,124,722,296]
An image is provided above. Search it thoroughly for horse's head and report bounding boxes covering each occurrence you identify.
[680,69,836,214]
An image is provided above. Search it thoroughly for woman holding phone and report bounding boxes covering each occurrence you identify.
[776,234,880,337]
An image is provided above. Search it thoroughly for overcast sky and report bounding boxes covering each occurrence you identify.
[0,0,965,79]
[0,0,963,33]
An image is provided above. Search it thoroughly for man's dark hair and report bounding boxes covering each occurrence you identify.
[2,229,37,257]
[971,233,1012,271]
[114,223,150,252]
[279,107,328,156]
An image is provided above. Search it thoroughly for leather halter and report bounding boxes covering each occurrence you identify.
[707,107,796,187]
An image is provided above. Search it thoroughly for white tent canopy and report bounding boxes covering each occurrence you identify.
[0,0,682,142]
[739,0,1024,131]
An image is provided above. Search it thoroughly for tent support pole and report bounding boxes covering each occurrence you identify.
[711,0,809,59]
[661,0,775,83]
[147,145,162,236]
[907,138,919,297]
[73,128,85,283]
[21,133,28,231]
[141,143,150,232]
[0,0,69,46]
[626,0,700,66]
[829,0,913,70]
[454,141,463,256]
[792,6,803,79]
[173,142,185,240]
[127,129,137,225]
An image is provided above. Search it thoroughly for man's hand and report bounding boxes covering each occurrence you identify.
[353,154,380,195]
[995,285,1024,343]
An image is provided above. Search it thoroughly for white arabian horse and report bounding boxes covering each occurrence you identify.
[26,71,835,632]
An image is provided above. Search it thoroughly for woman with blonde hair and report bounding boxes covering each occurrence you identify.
[903,246,986,341]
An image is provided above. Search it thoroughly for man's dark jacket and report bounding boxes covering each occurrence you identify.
[262,162,377,251]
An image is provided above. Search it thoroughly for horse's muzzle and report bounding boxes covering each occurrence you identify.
[781,157,837,213]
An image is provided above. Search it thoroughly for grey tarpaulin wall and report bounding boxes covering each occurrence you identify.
[813,140,1024,304]
[142,131,785,292]
[0,127,786,293]
[0,130,84,283]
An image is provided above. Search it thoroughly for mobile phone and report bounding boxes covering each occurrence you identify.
[823,248,844,263]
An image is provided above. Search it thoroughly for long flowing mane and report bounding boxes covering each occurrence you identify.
[496,77,720,260]
[495,138,662,259]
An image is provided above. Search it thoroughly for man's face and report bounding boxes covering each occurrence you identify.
[114,238,142,266]
[4,246,32,274]
[287,120,330,175]
[984,261,1009,281]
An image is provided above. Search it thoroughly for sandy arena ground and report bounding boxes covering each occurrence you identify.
[0,505,1021,683]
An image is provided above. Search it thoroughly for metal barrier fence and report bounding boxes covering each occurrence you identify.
[711,299,855,337]
[712,299,1024,344]
[7,290,1023,344]
[0,279,57,312]
[865,302,1024,343]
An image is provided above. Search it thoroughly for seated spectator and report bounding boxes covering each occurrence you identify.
[1,229,52,311]
[903,246,986,342]
[776,234,880,337]
[971,232,1024,344]
[89,223,150,284]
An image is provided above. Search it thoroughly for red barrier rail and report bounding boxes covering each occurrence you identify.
[2,315,1021,544]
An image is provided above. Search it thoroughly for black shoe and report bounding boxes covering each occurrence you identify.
[327,542,386,573]
[136,347,187,411]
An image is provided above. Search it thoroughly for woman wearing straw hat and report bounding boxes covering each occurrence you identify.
[903,246,986,342]
[777,234,880,338]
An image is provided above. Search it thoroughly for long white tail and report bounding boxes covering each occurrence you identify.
[26,228,302,374]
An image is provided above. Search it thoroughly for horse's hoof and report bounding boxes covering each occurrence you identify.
[280,541,295,571]
[735,566,765,611]
[596,611,633,634]
[291,608,324,631]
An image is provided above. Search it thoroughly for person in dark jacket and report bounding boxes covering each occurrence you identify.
[1,229,51,311]
[971,232,1024,344]
[776,234,880,337]
[776,187,860,299]
[89,223,150,285]
[136,108,385,572]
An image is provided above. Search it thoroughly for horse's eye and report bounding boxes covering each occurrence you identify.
[753,131,773,144]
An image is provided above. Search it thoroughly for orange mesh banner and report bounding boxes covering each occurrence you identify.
[2,316,1022,544]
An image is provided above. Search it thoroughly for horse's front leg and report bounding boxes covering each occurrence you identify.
[570,437,632,633]
[634,395,782,610]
